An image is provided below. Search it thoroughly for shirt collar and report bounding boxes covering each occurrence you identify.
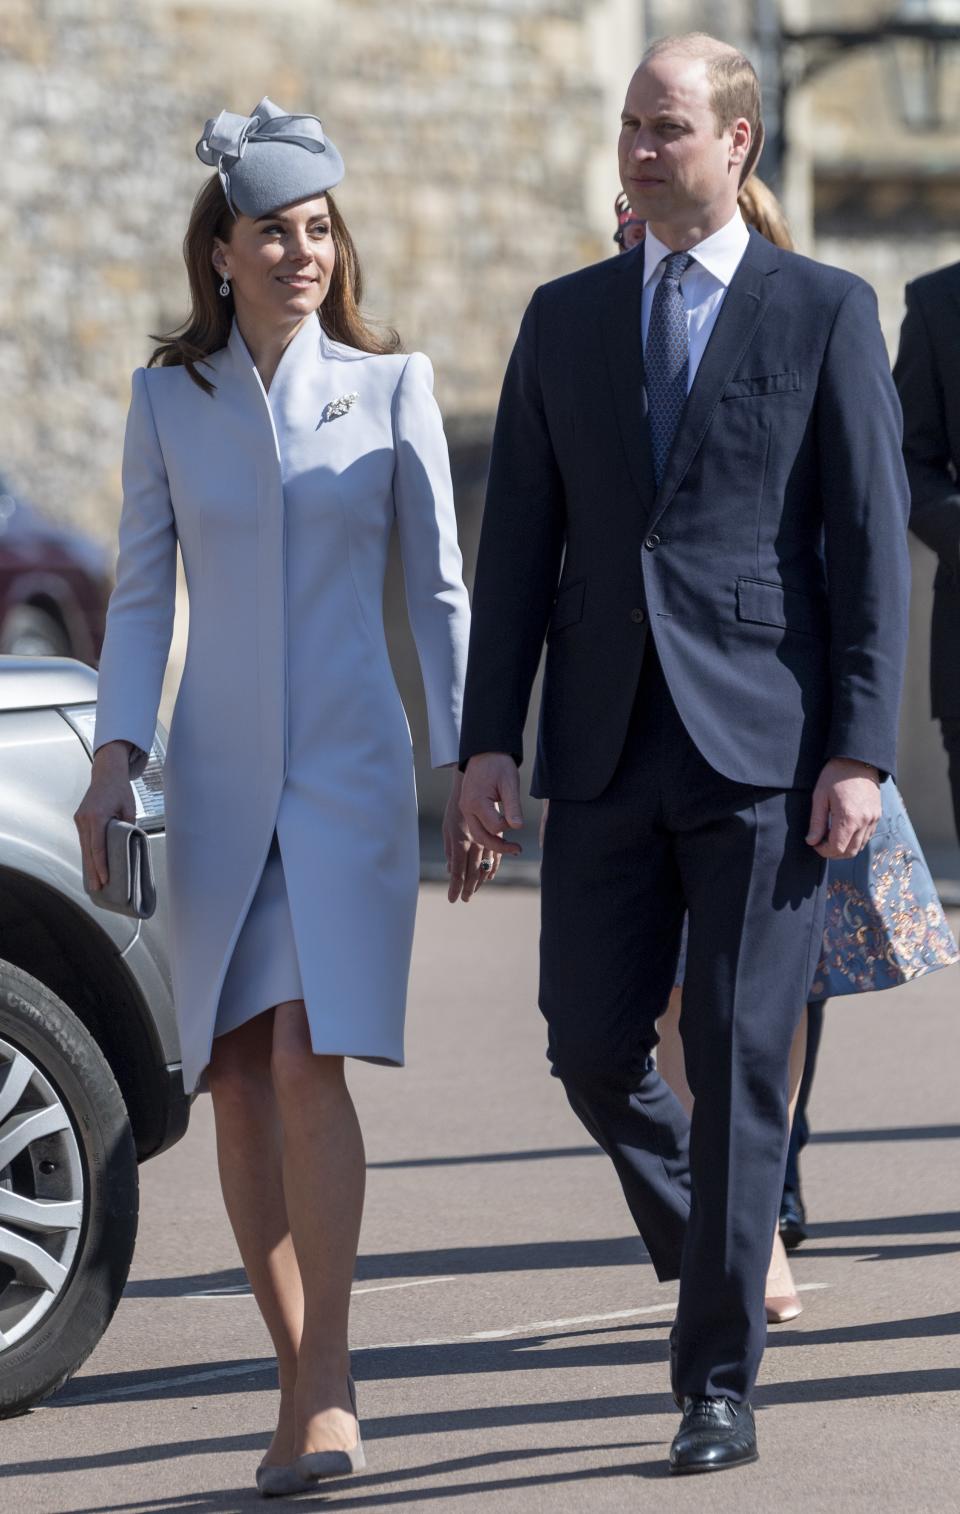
[642,209,750,289]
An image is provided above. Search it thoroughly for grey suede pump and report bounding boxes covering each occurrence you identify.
[256,1378,364,1497]
[256,1461,314,1498]
[294,1376,366,1484]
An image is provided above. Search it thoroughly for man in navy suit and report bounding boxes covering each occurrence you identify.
[894,265,960,843]
[460,33,910,1474]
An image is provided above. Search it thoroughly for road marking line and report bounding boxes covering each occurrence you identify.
[352,1277,458,1297]
[464,1302,678,1342]
[60,1360,285,1404]
[54,1286,832,1406]
[183,1275,457,1300]
[361,1288,825,1348]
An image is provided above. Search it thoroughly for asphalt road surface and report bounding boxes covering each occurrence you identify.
[4,887,958,1513]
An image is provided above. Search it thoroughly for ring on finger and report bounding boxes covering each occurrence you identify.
[479,856,493,873]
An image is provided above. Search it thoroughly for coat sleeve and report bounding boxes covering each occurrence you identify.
[457,289,566,768]
[893,280,960,565]
[392,351,471,768]
[93,368,178,779]
[817,279,911,779]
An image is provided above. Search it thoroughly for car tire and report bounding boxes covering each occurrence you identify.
[0,962,138,1416]
[0,605,72,658]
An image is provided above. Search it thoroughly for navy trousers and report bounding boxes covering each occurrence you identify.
[540,646,828,1401]
[940,717,960,845]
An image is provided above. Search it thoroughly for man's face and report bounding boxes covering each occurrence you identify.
[618,53,748,233]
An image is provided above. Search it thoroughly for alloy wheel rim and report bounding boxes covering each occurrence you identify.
[0,1036,84,1350]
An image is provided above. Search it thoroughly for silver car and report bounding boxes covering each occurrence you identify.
[0,655,188,1415]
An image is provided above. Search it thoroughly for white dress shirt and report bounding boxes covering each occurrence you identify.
[641,211,751,392]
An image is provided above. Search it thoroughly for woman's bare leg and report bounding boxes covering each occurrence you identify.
[656,986,692,1115]
[271,1002,366,1456]
[207,1010,305,1467]
[765,1009,808,1302]
[657,990,809,1302]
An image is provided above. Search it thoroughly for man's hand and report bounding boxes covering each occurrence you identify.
[806,757,882,860]
[460,752,524,856]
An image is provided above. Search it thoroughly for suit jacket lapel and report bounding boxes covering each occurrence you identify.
[601,245,658,508]
[649,229,779,530]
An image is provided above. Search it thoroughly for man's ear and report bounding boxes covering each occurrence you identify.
[739,119,764,183]
[729,117,752,170]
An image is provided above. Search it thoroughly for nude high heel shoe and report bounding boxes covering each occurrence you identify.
[765,1231,803,1323]
[765,1293,803,1324]
[294,1375,366,1483]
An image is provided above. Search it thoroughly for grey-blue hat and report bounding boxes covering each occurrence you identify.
[196,96,344,219]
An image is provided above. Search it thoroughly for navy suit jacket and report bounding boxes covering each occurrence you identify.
[460,230,908,799]
[459,228,911,799]
[893,262,960,719]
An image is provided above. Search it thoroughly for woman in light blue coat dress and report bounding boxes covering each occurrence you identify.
[74,101,490,1496]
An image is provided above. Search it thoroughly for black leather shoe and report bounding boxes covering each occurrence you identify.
[668,1323,681,1408]
[779,1188,807,1250]
[669,1396,758,1474]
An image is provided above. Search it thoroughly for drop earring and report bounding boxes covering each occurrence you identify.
[219,274,231,298]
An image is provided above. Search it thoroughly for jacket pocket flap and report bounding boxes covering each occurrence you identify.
[548,577,586,634]
[722,372,801,400]
[736,577,826,636]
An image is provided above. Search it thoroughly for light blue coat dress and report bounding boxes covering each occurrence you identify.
[94,317,470,1092]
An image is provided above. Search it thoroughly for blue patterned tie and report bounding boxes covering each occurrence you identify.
[646,252,693,487]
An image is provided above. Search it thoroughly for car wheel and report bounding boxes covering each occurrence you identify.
[0,962,138,1416]
[0,605,71,658]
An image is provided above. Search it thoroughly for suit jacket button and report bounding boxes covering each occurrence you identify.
[630,608,646,624]
[644,534,661,550]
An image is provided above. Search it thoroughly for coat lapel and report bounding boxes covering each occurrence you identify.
[601,245,658,509]
[648,228,779,530]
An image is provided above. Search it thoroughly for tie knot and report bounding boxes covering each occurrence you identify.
[661,251,693,285]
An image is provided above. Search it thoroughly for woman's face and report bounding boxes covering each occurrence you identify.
[621,218,646,251]
[212,194,335,324]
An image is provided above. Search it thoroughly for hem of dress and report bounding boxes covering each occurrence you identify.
[191,1035,404,1095]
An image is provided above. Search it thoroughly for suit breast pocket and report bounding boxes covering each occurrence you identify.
[722,372,801,401]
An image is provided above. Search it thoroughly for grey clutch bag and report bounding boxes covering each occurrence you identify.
[86,820,157,920]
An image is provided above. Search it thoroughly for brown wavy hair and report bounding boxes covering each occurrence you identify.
[738,175,794,251]
[150,175,400,394]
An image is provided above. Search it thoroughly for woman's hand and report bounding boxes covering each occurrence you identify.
[444,769,500,902]
[73,741,136,890]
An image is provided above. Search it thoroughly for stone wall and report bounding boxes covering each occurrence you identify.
[4,2,957,859]
[0,0,639,826]
[0,0,627,536]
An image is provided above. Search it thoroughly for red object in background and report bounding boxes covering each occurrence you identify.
[614,190,646,251]
[0,477,113,665]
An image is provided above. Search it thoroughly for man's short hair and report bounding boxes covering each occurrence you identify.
[642,32,764,184]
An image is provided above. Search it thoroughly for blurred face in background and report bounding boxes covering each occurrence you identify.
[618,51,750,243]
[212,194,336,328]
[619,216,646,251]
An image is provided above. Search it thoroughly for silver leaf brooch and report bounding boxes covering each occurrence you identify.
[319,391,359,425]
